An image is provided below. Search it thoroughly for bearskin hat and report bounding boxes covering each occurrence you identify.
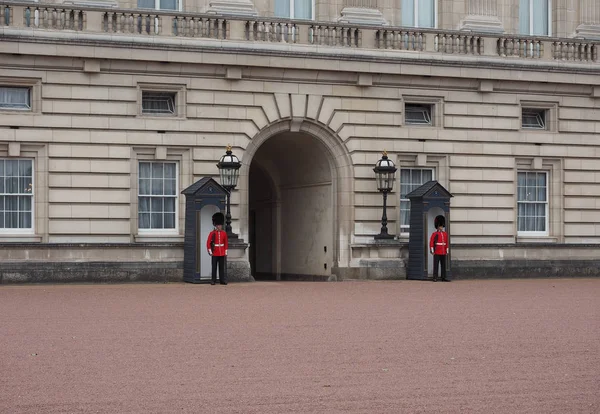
[434,215,446,228]
[212,212,225,226]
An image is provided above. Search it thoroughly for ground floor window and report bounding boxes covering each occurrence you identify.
[517,171,548,235]
[138,161,177,231]
[400,168,434,233]
[0,159,33,231]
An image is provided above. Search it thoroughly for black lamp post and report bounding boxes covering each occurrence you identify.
[217,145,241,240]
[373,150,397,240]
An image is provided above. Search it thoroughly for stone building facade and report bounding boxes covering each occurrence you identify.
[0,0,599,282]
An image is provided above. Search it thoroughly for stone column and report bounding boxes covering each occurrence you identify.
[460,0,505,33]
[576,0,600,39]
[337,0,387,25]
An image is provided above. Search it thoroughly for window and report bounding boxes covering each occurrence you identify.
[142,91,176,116]
[517,171,547,234]
[0,159,33,231]
[402,0,436,28]
[400,168,433,232]
[0,87,31,111]
[138,162,177,231]
[519,0,551,36]
[275,0,313,19]
[522,108,546,129]
[405,103,433,125]
[137,0,180,10]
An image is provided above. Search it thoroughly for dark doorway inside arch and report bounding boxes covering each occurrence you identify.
[249,132,334,281]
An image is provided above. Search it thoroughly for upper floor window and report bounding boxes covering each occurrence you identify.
[142,91,177,116]
[400,168,434,233]
[517,171,548,235]
[519,0,551,36]
[1,159,33,231]
[405,103,433,125]
[402,0,436,28]
[137,0,180,11]
[275,0,313,20]
[138,162,178,231]
[0,87,31,111]
[522,108,547,129]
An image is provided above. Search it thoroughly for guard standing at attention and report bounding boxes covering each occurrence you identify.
[207,212,228,285]
[429,215,449,282]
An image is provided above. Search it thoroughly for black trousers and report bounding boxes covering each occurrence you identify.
[433,255,447,280]
[211,255,227,283]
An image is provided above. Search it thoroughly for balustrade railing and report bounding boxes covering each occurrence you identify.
[1,4,10,26]
[1,1,598,65]
[552,40,597,62]
[103,11,159,34]
[246,20,296,43]
[435,33,483,55]
[173,16,227,38]
[24,6,85,30]
[498,37,544,58]
[311,24,360,47]
[376,29,424,51]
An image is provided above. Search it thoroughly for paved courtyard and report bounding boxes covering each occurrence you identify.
[1,279,599,414]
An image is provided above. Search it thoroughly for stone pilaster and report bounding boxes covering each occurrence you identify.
[459,0,505,33]
[575,0,600,39]
[207,0,258,16]
[338,0,387,26]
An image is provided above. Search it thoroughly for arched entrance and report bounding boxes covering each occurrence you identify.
[249,131,334,280]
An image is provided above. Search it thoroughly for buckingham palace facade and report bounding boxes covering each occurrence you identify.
[0,0,599,282]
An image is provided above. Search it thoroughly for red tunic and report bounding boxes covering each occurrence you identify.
[207,230,228,257]
[429,230,448,255]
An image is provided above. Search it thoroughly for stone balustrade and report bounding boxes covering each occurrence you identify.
[1,1,598,64]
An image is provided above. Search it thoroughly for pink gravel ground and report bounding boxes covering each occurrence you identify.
[0,279,599,414]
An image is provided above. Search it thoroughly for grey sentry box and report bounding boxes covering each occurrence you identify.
[406,181,453,281]
[181,177,228,283]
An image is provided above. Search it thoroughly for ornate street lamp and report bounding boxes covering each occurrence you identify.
[217,145,241,239]
[373,150,397,240]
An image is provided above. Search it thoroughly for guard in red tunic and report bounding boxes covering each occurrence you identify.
[207,212,228,285]
[429,215,449,282]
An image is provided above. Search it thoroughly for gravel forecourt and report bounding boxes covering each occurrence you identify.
[1,279,599,413]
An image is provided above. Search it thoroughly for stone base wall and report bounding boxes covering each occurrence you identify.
[453,259,600,279]
[1,243,600,283]
[451,244,600,279]
[0,261,183,284]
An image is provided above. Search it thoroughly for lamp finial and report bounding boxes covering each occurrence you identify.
[226,144,232,152]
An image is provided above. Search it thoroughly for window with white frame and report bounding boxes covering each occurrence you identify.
[0,87,31,111]
[142,91,177,116]
[519,0,551,36]
[517,171,548,234]
[137,0,180,11]
[400,168,434,233]
[138,162,178,231]
[401,0,436,28]
[0,159,33,231]
[274,0,313,19]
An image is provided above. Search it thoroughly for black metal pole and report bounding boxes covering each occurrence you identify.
[375,190,393,239]
[225,189,232,235]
